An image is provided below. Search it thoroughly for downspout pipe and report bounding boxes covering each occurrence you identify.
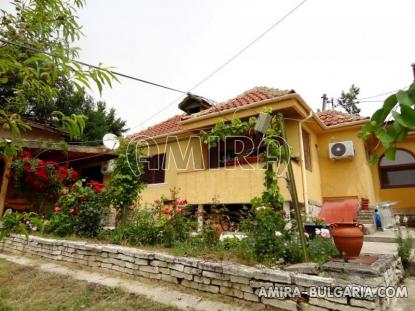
[298,112,313,216]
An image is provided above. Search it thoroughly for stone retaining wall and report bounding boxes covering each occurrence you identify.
[0,235,403,311]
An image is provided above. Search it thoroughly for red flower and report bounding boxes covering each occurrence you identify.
[86,180,105,193]
[162,207,171,215]
[175,199,187,206]
[22,150,32,158]
[175,208,182,214]
[54,206,61,213]
[79,195,88,201]
[71,170,79,181]
[69,208,77,216]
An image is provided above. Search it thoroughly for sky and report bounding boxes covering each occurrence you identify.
[3,0,415,134]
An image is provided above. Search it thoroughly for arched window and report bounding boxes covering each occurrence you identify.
[379,149,415,188]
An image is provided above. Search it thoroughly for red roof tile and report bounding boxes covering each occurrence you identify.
[131,88,369,138]
[131,115,183,139]
[316,110,368,127]
[131,87,294,138]
[183,87,295,120]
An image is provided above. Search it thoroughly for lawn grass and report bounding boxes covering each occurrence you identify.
[0,259,181,311]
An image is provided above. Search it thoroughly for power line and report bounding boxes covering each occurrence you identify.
[357,85,409,101]
[188,0,309,93]
[0,38,189,95]
[128,0,309,132]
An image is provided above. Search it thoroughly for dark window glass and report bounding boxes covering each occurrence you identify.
[302,130,312,171]
[379,149,415,188]
[141,153,166,184]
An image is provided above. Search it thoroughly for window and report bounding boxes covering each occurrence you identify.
[141,153,166,184]
[302,130,312,171]
[379,149,415,188]
[208,135,265,168]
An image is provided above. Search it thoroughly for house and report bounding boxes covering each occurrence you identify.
[131,87,415,223]
[0,120,115,213]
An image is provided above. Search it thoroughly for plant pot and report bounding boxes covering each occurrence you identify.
[329,222,364,258]
[212,223,223,238]
[304,224,328,238]
[361,198,369,210]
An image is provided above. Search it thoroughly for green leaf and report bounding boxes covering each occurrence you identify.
[398,105,415,128]
[376,128,394,147]
[392,111,410,129]
[369,154,380,165]
[397,90,414,107]
[384,147,396,161]
[370,108,385,126]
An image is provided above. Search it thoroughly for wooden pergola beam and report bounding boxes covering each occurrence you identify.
[0,157,12,217]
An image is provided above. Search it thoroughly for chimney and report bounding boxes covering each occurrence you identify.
[321,94,327,111]
[412,63,415,81]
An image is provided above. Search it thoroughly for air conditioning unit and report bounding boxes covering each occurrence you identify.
[329,141,355,159]
[101,160,116,175]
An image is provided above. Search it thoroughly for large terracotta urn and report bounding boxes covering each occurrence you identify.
[329,223,364,258]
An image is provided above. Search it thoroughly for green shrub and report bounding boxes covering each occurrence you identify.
[45,212,74,237]
[284,237,305,264]
[45,180,107,238]
[0,211,45,240]
[73,196,105,238]
[162,213,193,247]
[240,207,286,263]
[307,235,338,264]
[221,237,241,250]
[107,208,164,246]
[396,226,413,270]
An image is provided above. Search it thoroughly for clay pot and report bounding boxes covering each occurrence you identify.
[329,222,364,258]
[212,223,223,238]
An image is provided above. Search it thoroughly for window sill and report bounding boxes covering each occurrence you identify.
[146,183,167,188]
[380,185,415,189]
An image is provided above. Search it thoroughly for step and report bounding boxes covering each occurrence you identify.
[361,241,398,255]
[362,224,377,235]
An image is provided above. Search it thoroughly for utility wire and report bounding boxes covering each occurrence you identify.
[188,0,309,93]
[357,85,409,101]
[128,0,309,132]
[0,38,189,95]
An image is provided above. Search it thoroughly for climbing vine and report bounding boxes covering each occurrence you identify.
[203,111,290,210]
[107,138,145,224]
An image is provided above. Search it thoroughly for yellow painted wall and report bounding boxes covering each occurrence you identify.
[140,136,208,206]
[304,124,323,204]
[318,128,377,203]
[139,117,306,206]
[371,136,415,213]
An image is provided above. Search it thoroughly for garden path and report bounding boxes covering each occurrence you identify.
[0,253,252,311]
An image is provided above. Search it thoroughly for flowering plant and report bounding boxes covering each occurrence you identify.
[309,216,326,226]
[0,210,45,241]
[45,179,106,237]
[315,228,331,239]
[12,151,79,212]
[307,228,338,263]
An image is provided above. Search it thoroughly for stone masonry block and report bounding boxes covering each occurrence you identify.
[202,271,230,281]
[171,270,193,280]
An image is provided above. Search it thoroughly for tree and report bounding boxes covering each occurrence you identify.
[337,84,361,114]
[0,0,119,150]
[81,101,127,145]
[25,81,127,145]
[359,83,415,161]
[0,0,115,117]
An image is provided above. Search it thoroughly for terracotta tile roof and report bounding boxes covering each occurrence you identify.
[131,87,294,138]
[131,115,183,138]
[182,87,295,120]
[316,110,369,126]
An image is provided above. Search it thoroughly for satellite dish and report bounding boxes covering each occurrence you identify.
[103,133,120,150]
